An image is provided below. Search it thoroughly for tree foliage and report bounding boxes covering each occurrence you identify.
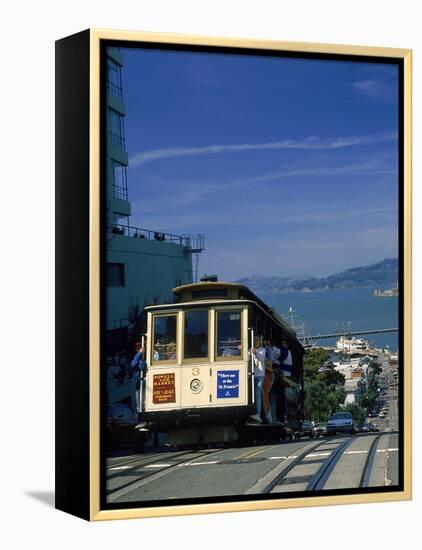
[342,404,366,424]
[303,348,346,423]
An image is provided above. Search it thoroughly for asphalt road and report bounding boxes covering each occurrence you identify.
[370,360,399,432]
[106,431,399,504]
[106,355,400,504]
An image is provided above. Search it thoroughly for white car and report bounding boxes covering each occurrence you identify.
[326,412,356,435]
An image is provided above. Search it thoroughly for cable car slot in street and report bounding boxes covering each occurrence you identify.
[306,437,354,491]
[360,434,383,488]
[219,457,267,465]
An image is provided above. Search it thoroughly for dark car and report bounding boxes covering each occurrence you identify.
[106,403,145,452]
[362,422,380,433]
[356,422,379,433]
[295,420,314,439]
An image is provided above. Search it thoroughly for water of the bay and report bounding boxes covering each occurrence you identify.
[258,287,399,352]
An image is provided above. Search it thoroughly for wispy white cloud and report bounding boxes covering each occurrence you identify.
[130,155,395,215]
[352,79,381,96]
[129,131,397,168]
[352,79,395,100]
[131,199,397,233]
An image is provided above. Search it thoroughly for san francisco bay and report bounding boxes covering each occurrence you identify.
[259,287,399,351]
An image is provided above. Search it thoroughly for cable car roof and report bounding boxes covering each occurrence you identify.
[146,281,299,342]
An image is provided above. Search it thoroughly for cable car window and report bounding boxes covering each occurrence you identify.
[216,310,242,358]
[153,315,177,362]
[184,310,208,359]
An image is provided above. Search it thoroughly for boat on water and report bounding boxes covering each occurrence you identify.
[336,335,370,352]
[373,286,399,298]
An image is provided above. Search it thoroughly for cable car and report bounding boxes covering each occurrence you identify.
[138,281,305,446]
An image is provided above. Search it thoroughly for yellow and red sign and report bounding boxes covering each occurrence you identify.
[153,373,176,404]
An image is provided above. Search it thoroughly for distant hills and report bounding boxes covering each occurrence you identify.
[236,258,398,294]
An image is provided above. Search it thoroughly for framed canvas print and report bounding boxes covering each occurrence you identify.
[55,29,412,521]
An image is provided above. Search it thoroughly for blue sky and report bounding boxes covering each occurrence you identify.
[119,47,399,280]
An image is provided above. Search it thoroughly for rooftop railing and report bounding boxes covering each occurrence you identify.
[111,184,128,201]
[109,224,205,251]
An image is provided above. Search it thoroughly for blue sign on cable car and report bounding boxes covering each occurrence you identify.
[217,370,239,398]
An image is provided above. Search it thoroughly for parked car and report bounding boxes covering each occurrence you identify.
[326,412,356,435]
[365,423,380,432]
[313,422,327,437]
[357,422,379,433]
[295,420,314,439]
[106,403,145,452]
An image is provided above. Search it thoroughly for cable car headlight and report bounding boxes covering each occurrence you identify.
[190,378,203,393]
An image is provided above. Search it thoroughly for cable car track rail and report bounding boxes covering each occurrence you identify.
[360,434,383,487]
[106,449,206,480]
[106,446,235,502]
[306,437,354,491]
[260,434,394,494]
[107,440,309,502]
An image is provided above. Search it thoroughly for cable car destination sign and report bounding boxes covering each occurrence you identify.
[153,373,176,404]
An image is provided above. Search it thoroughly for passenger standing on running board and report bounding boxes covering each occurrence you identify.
[249,335,266,423]
[280,339,293,423]
[262,339,276,424]
[270,343,282,421]
[130,341,146,413]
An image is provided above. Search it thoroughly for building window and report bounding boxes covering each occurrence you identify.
[108,108,126,150]
[107,263,126,287]
[107,59,123,99]
[112,161,128,200]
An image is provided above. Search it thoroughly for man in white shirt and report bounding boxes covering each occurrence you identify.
[250,335,266,423]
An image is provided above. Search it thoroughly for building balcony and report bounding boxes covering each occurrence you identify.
[107,90,126,116]
[109,197,131,217]
[108,143,128,166]
[109,224,205,251]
